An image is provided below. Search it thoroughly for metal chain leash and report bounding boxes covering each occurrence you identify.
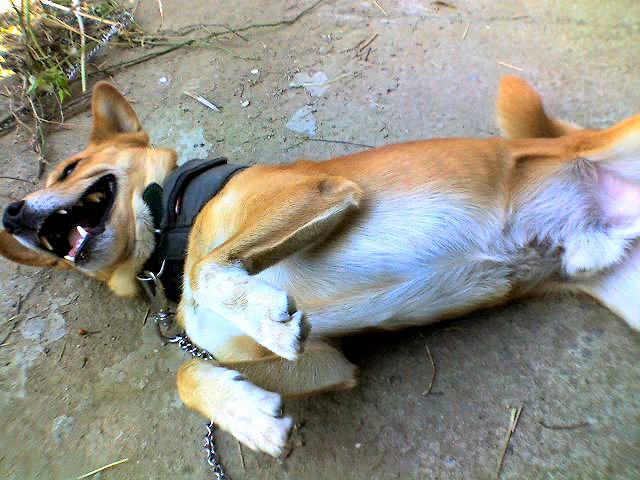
[204,421,227,480]
[138,268,227,480]
[167,333,216,360]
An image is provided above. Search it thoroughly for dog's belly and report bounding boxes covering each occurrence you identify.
[255,194,548,336]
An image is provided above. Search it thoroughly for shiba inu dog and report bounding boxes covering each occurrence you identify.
[1,76,638,456]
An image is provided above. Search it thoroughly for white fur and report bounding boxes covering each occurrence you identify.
[576,245,640,329]
[191,264,305,360]
[257,191,523,335]
[185,361,292,457]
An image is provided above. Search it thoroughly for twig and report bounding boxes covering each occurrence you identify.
[497,61,524,72]
[102,0,324,72]
[462,25,469,39]
[0,317,22,345]
[157,0,164,28]
[72,0,87,93]
[58,340,67,362]
[496,406,523,479]
[183,91,221,112]
[237,441,246,471]
[26,96,48,178]
[421,344,436,396]
[39,13,102,43]
[373,0,389,16]
[76,458,129,479]
[359,33,379,53]
[0,176,36,185]
[39,0,120,26]
[539,420,590,430]
[305,138,375,148]
[1,315,17,329]
[142,307,151,326]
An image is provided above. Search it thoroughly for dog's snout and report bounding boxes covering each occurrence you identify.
[3,200,26,233]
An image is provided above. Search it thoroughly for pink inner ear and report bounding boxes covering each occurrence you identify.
[597,167,640,225]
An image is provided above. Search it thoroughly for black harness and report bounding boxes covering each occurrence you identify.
[141,157,247,302]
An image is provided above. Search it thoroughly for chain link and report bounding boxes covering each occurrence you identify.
[168,334,216,360]
[205,421,227,480]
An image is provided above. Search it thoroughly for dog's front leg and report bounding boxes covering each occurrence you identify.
[188,170,362,359]
[191,262,307,360]
[177,359,292,457]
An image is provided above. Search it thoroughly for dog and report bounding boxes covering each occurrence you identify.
[1,76,638,457]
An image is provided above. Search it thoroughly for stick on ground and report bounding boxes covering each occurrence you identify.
[539,420,590,430]
[496,406,523,479]
[183,91,221,112]
[373,0,389,16]
[76,458,129,479]
[422,344,436,396]
[497,61,524,72]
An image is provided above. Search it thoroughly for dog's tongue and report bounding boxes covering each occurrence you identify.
[68,225,88,257]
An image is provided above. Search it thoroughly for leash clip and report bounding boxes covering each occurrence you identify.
[137,261,177,344]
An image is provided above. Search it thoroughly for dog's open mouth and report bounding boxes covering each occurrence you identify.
[38,174,117,263]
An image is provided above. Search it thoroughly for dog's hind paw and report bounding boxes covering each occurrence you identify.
[223,379,293,457]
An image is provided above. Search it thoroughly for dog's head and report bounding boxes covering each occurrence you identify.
[0,82,177,296]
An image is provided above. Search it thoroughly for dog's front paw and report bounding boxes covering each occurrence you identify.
[250,288,310,360]
[261,309,309,361]
[222,377,293,457]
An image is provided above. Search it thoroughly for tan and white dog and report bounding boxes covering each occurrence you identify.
[1,76,639,456]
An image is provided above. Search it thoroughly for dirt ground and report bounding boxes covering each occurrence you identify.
[1,0,639,478]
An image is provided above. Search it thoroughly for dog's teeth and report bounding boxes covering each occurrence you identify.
[39,236,53,251]
[64,254,75,262]
[86,192,104,203]
[77,225,89,238]
[57,209,68,215]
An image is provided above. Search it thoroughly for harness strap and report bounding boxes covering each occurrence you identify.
[140,158,247,302]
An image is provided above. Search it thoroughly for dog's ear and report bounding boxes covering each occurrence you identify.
[497,76,580,139]
[90,81,149,145]
[0,230,70,269]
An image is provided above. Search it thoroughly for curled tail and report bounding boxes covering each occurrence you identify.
[496,76,580,139]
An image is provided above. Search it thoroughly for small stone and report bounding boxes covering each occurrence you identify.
[286,106,317,135]
[241,100,250,108]
[355,443,362,449]
[250,69,259,74]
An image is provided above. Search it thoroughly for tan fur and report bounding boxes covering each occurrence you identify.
[2,78,640,457]
[497,76,581,139]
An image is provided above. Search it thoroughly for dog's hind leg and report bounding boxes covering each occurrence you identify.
[186,168,363,360]
[221,339,358,397]
[176,340,357,456]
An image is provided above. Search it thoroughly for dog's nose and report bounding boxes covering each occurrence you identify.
[3,200,27,233]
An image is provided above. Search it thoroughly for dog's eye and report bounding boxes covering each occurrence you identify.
[59,161,79,181]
